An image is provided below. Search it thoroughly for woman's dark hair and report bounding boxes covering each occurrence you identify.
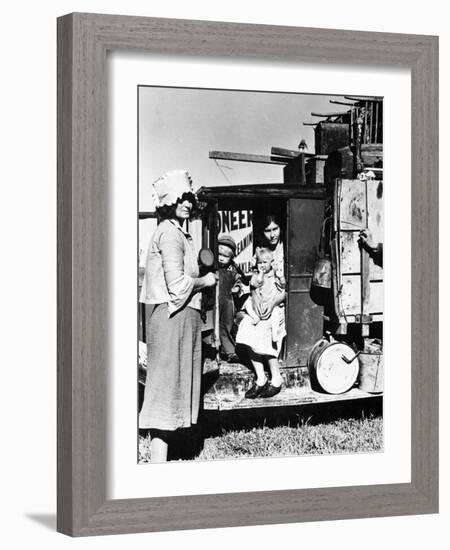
[156,192,199,221]
[253,210,284,248]
[261,213,282,231]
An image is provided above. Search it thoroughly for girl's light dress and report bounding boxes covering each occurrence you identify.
[236,269,286,358]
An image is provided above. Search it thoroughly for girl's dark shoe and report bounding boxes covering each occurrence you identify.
[245,379,269,399]
[261,382,282,398]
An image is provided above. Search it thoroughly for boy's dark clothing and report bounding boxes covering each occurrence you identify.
[218,262,246,357]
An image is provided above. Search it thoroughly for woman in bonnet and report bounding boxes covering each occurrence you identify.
[139,170,217,462]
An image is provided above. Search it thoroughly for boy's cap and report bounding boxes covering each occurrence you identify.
[218,234,237,254]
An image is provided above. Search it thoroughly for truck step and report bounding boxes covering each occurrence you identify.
[201,358,374,411]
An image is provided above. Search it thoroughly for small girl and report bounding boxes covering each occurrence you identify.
[236,247,286,399]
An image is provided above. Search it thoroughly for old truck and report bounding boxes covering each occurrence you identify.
[197,97,383,411]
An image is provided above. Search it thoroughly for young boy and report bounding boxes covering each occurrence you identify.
[217,234,246,363]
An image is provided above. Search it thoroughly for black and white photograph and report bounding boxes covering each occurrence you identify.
[137,86,384,463]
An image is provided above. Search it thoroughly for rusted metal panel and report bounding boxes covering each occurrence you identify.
[286,198,325,366]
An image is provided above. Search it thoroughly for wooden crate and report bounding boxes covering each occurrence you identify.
[333,178,383,325]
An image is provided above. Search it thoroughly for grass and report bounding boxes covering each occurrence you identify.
[139,415,383,462]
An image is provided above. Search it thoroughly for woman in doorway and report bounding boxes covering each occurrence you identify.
[236,212,286,399]
[257,212,285,277]
[139,170,217,462]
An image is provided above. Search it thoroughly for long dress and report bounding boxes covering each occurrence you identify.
[139,219,202,431]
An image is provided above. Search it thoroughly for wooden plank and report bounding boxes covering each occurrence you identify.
[204,384,379,411]
[271,146,299,157]
[271,146,314,158]
[202,362,310,402]
[197,184,327,201]
[329,100,356,106]
[344,95,383,102]
[311,111,349,117]
[209,150,287,165]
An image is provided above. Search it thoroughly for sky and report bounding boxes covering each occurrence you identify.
[138,87,349,211]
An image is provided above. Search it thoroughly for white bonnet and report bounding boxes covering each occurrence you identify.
[151,169,196,208]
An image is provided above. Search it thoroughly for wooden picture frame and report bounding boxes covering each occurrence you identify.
[57,13,438,536]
